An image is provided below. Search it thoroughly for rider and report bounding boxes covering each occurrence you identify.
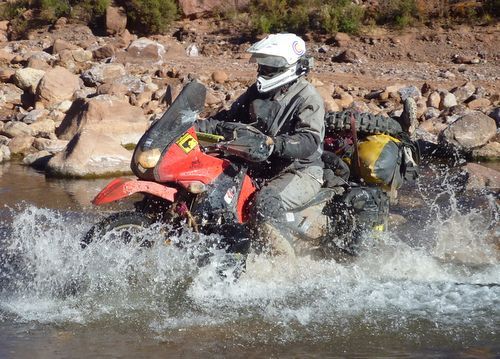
[196,33,325,254]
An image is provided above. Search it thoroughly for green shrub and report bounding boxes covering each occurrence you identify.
[250,0,288,34]
[249,0,364,35]
[319,0,364,34]
[376,0,418,28]
[119,0,178,34]
[71,0,110,24]
[0,0,30,21]
[39,0,70,21]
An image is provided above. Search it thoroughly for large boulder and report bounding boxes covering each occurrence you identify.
[439,112,497,152]
[81,63,126,87]
[106,6,127,35]
[178,0,250,17]
[56,95,148,145]
[36,66,80,107]
[124,38,166,64]
[463,163,500,190]
[13,67,45,93]
[46,129,132,178]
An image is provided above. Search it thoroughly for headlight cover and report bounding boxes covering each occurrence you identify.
[137,148,161,169]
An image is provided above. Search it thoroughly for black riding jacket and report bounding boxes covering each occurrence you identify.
[196,77,325,179]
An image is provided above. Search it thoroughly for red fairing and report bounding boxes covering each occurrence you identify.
[92,178,177,205]
[155,127,228,184]
[236,174,257,223]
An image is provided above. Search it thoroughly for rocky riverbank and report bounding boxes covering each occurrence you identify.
[0,7,498,190]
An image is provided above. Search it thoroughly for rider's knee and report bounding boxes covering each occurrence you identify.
[252,187,285,223]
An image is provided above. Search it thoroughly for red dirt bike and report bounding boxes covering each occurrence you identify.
[83,81,390,263]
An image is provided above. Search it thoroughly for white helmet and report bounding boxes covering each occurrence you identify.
[247,33,309,93]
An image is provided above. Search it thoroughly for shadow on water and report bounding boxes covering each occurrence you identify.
[0,162,499,357]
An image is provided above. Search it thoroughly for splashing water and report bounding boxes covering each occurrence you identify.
[0,195,498,352]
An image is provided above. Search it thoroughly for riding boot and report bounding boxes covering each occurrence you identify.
[257,221,296,258]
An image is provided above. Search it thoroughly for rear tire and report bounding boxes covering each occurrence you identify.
[82,211,156,249]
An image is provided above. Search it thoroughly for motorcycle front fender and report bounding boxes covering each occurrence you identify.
[92,178,177,205]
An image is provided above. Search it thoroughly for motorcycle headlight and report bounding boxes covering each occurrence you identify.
[137,148,161,169]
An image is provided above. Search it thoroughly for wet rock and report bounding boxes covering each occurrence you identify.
[440,111,497,151]
[463,163,500,190]
[13,67,45,93]
[81,63,126,86]
[8,135,34,156]
[0,83,23,105]
[467,98,491,110]
[451,82,475,103]
[23,150,52,169]
[472,141,500,161]
[33,137,68,152]
[1,121,33,138]
[440,92,457,109]
[106,6,127,35]
[126,38,166,64]
[47,129,132,178]
[0,144,11,162]
[36,66,80,107]
[56,95,148,146]
[92,44,115,60]
[333,49,363,64]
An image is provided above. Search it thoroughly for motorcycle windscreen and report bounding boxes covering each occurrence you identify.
[131,81,207,180]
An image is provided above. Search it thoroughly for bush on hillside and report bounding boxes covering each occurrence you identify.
[376,0,418,28]
[119,0,178,35]
[249,0,365,35]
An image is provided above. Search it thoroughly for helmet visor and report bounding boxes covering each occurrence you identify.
[258,64,287,80]
[250,54,288,68]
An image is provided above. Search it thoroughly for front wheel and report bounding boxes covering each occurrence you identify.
[81,211,156,249]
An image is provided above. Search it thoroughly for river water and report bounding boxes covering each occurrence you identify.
[0,162,498,358]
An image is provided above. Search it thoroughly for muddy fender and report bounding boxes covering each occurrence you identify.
[92,178,177,205]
